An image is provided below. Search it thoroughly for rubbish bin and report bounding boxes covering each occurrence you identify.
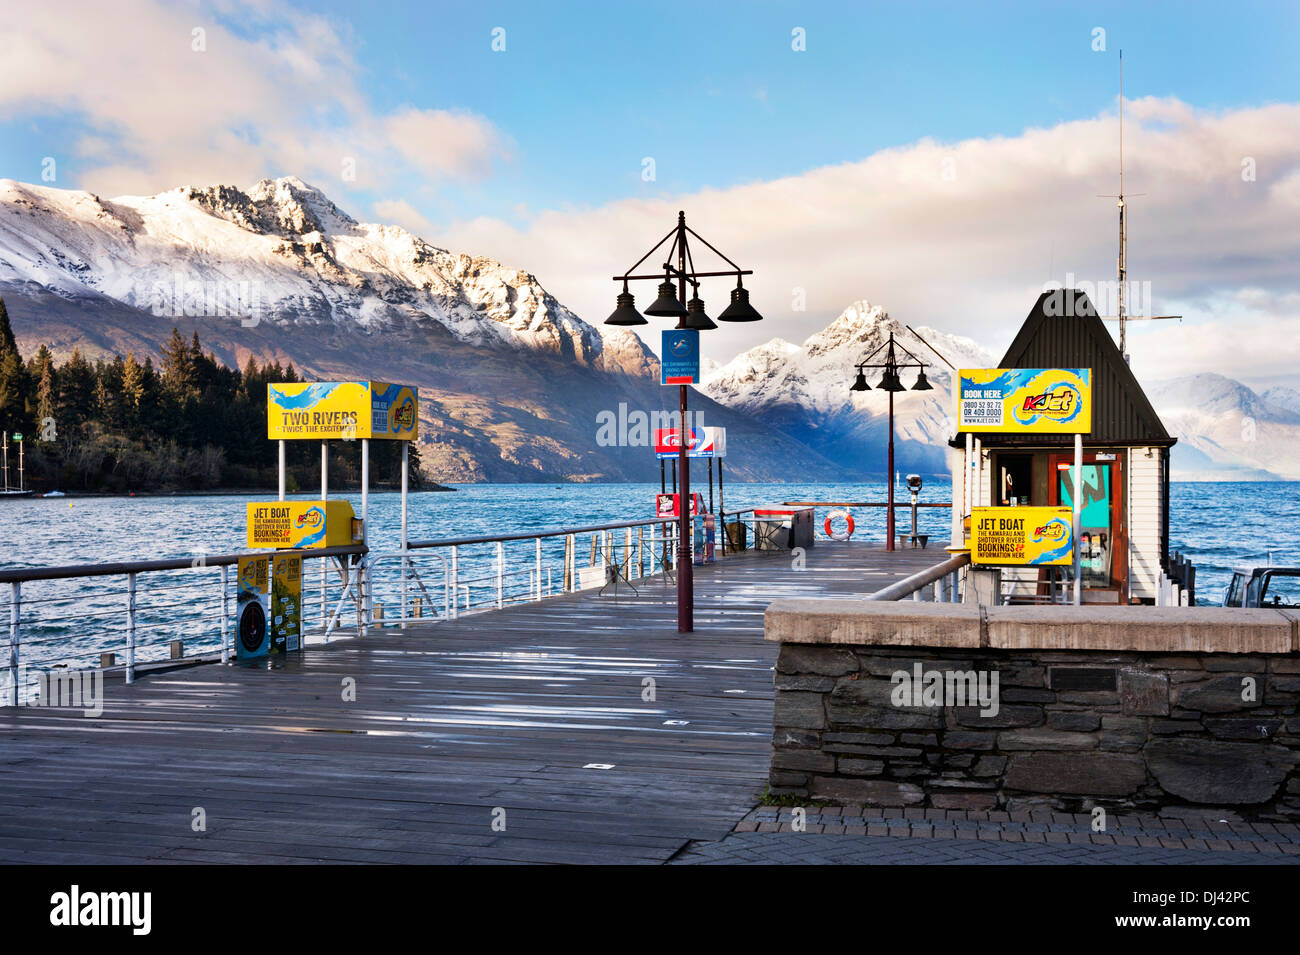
[726,521,747,551]
[754,507,815,550]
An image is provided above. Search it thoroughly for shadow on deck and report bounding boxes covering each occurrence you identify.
[0,542,944,864]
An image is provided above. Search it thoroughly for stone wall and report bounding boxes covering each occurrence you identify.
[767,602,1300,818]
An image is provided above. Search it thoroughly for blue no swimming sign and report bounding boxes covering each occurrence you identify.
[661,329,700,386]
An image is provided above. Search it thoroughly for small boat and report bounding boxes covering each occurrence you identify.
[1223,566,1300,607]
[42,490,66,498]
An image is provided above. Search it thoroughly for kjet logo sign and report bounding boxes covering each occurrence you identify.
[50,886,151,935]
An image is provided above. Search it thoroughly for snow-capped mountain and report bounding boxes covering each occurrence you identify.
[702,301,995,476]
[1146,374,1300,480]
[0,177,851,483]
[0,176,653,377]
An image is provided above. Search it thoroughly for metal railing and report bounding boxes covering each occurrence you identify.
[0,545,368,698]
[868,552,970,602]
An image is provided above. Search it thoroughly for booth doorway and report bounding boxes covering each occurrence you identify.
[1049,452,1127,603]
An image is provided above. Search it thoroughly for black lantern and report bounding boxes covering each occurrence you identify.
[716,283,764,322]
[644,280,688,318]
[850,369,870,392]
[605,288,646,326]
[877,368,905,392]
[911,369,933,391]
[682,294,716,330]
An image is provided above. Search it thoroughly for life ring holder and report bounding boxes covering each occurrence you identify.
[824,509,855,541]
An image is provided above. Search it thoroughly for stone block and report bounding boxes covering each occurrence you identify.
[837,758,885,776]
[773,691,825,729]
[1005,753,1146,796]
[1099,716,1147,752]
[1173,676,1260,714]
[771,749,835,773]
[774,672,837,692]
[810,777,924,806]
[1048,711,1101,732]
[1203,718,1286,741]
[942,731,997,750]
[954,704,1043,729]
[1120,668,1170,716]
[775,644,859,676]
[1144,739,1296,804]
[998,730,1097,751]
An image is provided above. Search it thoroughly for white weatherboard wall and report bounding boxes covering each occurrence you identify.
[1128,447,1163,602]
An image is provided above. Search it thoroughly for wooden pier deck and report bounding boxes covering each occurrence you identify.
[0,543,944,865]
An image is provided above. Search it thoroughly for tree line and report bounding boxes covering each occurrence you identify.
[0,298,426,493]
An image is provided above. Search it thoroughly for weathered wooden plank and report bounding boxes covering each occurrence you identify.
[0,543,942,864]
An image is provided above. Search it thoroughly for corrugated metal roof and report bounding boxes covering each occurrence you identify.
[958,289,1175,448]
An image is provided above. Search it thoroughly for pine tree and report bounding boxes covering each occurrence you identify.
[122,350,145,414]
[57,348,96,431]
[0,299,28,435]
[31,346,56,436]
[160,327,193,397]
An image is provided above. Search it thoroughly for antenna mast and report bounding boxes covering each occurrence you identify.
[1117,49,1128,360]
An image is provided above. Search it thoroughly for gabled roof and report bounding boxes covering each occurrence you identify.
[961,289,1175,447]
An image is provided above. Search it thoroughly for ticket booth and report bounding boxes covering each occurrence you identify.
[951,290,1177,604]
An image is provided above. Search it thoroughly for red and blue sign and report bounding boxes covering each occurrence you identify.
[661,329,700,386]
[654,426,727,459]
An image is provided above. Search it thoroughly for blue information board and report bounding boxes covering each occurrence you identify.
[661,329,700,386]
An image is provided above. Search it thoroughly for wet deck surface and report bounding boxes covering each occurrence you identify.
[0,543,943,864]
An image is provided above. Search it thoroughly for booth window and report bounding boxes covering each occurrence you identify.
[995,453,1033,506]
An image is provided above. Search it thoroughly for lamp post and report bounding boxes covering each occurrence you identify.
[849,330,934,551]
[607,211,762,633]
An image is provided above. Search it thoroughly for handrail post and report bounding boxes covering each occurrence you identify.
[564,535,574,591]
[220,565,230,663]
[450,546,459,619]
[496,541,504,609]
[535,537,542,602]
[126,572,137,685]
[8,581,19,706]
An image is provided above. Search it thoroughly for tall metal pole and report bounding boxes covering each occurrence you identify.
[1073,433,1083,606]
[887,386,896,551]
[676,213,693,632]
[885,333,896,552]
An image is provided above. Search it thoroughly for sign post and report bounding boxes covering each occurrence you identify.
[661,329,701,633]
[265,380,419,625]
[957,368,1093,606]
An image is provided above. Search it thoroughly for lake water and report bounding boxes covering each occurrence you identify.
[0,481,1294,671]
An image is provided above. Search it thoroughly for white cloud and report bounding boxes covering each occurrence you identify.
[371,198,435,237]
[0,0,505,205]
[439,97,1300,384]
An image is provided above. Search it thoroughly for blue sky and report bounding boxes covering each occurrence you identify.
[2,0,1299,380]
[6,1,1297,227]
[237,0,1300,226]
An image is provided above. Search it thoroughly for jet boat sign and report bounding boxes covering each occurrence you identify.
[971,506,1075,566]
[957,369,1092,434]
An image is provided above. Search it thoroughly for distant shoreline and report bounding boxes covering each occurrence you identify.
[14,485,456,499]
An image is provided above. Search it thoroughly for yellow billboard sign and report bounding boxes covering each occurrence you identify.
[246,500,360,549]
[267,381,418,440]
[957,369,1092,434]
[971,506,1074,566]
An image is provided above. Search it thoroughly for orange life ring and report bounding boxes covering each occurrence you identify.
[824,509,854,541]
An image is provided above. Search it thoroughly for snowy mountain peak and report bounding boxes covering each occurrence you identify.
[0,177,655,376]
[178,176,358,238]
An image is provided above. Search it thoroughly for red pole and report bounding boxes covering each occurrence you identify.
[887,387,896,551]
[676,212,693,633]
